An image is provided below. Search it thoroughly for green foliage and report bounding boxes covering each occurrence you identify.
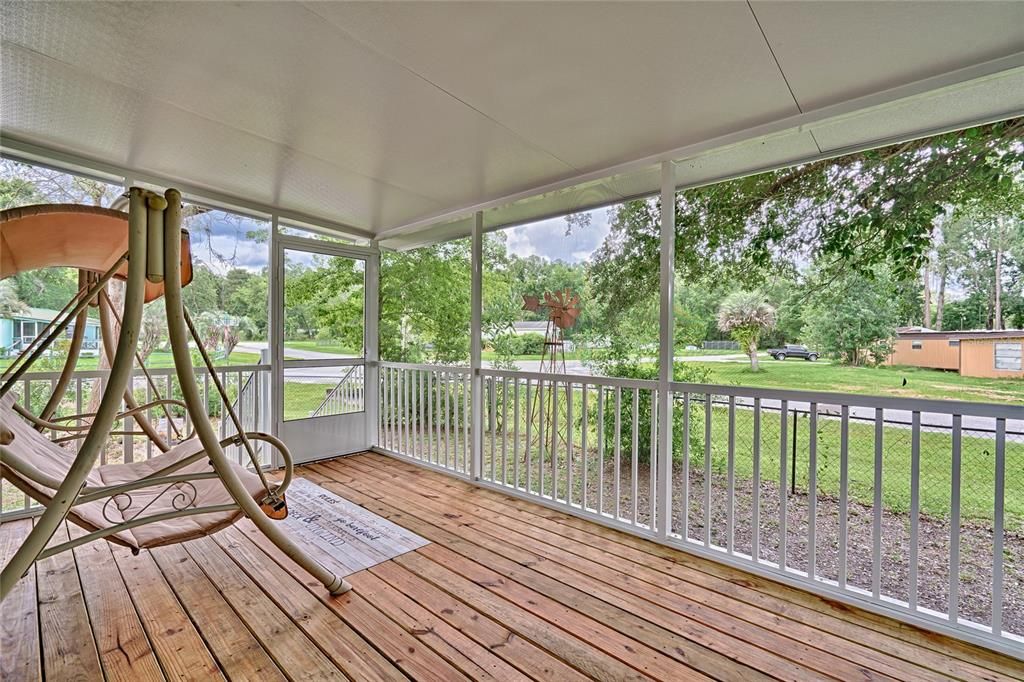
[801,268,902,365]
[591,119,1024,320]
[11,268,78,312]
[596,361,711,465]
[381,240,471,363]
[0,176,42,209]
[284,255,364,352]
[0,280,28,317]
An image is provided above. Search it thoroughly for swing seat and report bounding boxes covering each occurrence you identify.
[0,393,267,550]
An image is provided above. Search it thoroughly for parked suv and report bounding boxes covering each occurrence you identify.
[767,344,818,361]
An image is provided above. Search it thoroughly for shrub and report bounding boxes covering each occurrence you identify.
[514,333,547,356]
[596,361,711,465]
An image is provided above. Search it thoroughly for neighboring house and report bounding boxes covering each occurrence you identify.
[887,328,1023,378]
[492,321,578,351]
[0,307,101,357]
[509,321,548,336]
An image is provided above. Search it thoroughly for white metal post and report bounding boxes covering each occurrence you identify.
[470,211,484,480]
[657,160,676,540]
[365,242,381,448]
[268,215,283,465]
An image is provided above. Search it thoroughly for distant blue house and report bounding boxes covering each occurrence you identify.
[0,307,101,357]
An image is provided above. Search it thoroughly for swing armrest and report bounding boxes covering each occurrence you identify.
[221,431,295,496]
[42,399,188,431]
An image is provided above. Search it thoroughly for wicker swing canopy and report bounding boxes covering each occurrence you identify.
[0,203,193,303]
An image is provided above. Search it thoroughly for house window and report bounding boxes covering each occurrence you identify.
[911,341,923,350]
[994,342,1022,371]
[948,339,960,347]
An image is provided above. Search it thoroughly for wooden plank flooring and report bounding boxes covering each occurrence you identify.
[1,451,1021,681]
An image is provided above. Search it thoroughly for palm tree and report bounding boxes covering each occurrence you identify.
[717,290,776,371]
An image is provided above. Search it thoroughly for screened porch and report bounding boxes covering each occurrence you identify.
[2,2,1023,679]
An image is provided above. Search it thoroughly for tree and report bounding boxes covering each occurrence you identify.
[0,280,28,317]
[0,177,42,209]
[940,198,1024,330]
[716,290,776,371]
[138,302,167,363]
[380,240,471,363]
[193,311,253,359]
[802,268,902,365]
[591,119,1024,326]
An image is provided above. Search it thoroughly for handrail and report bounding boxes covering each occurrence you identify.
[380,360,471,373]
[668,380,1023,420]
[482,367,655,390]
[311,364,362,417]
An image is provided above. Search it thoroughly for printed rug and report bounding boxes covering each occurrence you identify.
[281,477,429,576]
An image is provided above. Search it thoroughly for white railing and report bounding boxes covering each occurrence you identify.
[377,362,472,476]
[311,364,365,417]
[376,362,1023,657]
[1,363,272,519]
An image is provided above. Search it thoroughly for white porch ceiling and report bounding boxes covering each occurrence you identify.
[1,1,1022,249]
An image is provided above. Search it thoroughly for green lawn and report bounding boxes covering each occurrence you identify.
[282,381,337,420]
[700,405,1023,529]
[685,359,1023,404]
[283,340,359,356]
[0,349,262,372]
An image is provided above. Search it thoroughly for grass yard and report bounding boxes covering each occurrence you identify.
[282,381,338,420]
[698,405,1023,529]
[685,358,1023,403]
[283,340,360,356]
[0,349,262,373]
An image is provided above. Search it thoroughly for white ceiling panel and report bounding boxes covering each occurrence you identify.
[751,1,1024,111]
[1,1,574,229]
[0,42,444,230]
[306,1,801,173]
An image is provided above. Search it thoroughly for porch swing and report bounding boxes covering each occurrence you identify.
[0,188,351,601]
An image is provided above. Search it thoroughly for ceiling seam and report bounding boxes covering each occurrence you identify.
[0,40,449,215]
[299,3,585,178]
[745,1,823,154]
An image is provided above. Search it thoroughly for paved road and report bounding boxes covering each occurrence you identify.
[237,342,356,381]
[486,354,747,374]
[721,396,1021,439]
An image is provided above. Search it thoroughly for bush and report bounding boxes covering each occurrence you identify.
[513,333,547,356]
[596,361,711,465]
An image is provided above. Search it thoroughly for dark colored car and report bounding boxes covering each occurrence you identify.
[768,344,819,361]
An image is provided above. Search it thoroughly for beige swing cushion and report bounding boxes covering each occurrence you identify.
[0,393,267,549]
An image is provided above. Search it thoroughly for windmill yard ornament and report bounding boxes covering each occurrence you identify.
[522,289,581,374]
[522,289,581,465]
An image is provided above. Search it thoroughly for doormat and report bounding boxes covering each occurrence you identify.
[281,477,429,576]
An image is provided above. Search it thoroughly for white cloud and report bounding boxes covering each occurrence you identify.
[502,208,612,263]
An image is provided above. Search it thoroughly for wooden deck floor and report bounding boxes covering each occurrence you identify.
[2,452,1021,681]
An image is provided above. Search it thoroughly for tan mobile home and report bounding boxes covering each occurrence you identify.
[888,329,1023,378]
